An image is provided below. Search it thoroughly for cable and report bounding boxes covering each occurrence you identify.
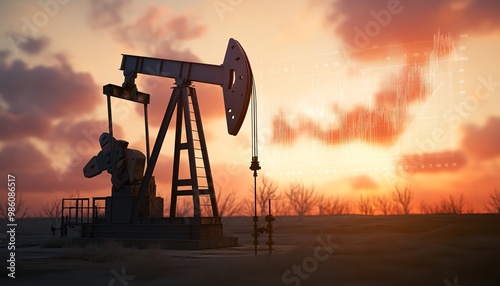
[251,80,258,158]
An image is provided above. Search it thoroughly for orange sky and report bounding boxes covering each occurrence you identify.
[1,0,499,215]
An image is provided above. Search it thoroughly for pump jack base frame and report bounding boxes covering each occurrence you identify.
[65,217,237,250]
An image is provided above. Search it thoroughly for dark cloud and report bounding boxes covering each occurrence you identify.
[322,0,500,60]
[398,151,467,174]
[0,54,101,143]
[49,119,124,154]
[18,36,50,55]
[0,55,100,119]
[113,6,206,60]
[462,117,500,160]
[0,112,51,141]
[350,175,378,190]
[0,142,110,195]
[87,0,132,29]
[0,53,110,197]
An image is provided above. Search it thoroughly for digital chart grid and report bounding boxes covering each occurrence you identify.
[259,32,468,177]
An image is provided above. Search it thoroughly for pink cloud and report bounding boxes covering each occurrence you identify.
[462,117,500,160]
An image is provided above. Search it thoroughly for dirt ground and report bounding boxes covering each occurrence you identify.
[1,214,499,286]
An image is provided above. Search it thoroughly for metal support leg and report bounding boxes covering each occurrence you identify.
[131,90,179,219]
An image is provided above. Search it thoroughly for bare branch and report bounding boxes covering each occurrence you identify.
[249,177,278,217]
[357,194,374,215]
[392,185,414,215]
[374,195,394,215]
[38,196,61,220]
[420,194,468,214]
[484,188,500,214]
[285,182,317,218]
[217,189,238,217]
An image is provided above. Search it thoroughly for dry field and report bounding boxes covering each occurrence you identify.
[1,214,499,286]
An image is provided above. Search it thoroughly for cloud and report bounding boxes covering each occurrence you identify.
[0,52,101,145]
[272,63,426,146]
[17,36,50,55]
[113,6,206,60]
[462,117,500,160]
[48,119,124,157]
[86,0,132,29]
[0,142,110,195]
[0,54,100,119]
[0,112,51,141]
[398,150,467,174]
[321,0,500,60]
[0,53,110,199]
[350,175,378,190]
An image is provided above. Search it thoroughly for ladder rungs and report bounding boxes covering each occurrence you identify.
[176,191,193,196]
[177,179,193,186]
[174,189,212,196]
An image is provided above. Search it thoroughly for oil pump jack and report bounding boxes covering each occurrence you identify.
[59,38,260,249]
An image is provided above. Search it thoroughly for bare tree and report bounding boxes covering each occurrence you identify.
[420,201,434,214]
[317,194,332,215]
[272,194,291,216]
[440,194,465,214]
[318,195,351,215]
[464,202,475,214]
[251,177,278,217]
[176,198,192,217]
[392,185,414,215]
[285,182,317,218]
[357,194,374,215]
[485,188,500,214]
[39,196,61,220]
[420,194,469,215]
[334,197,351,215]
[0,194,30,220]
[217,189,238,217]
[374,195,394,215]
[241,198,255,216]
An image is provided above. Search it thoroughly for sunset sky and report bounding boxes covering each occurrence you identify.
[1,0,499,215]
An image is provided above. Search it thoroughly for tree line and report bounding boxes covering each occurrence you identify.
[3,180,500,219]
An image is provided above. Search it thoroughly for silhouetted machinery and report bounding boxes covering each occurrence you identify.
[59,38,257,249]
